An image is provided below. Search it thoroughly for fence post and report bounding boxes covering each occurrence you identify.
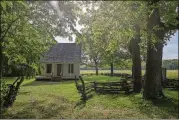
[79,76,87,101]
[74,76,79,90]
[93,82,96,92]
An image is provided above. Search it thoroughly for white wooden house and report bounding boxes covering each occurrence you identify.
[39,43,81,80]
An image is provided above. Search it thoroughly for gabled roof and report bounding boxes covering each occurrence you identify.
[41,43,81,63]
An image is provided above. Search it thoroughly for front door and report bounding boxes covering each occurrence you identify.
[57,64,62,76]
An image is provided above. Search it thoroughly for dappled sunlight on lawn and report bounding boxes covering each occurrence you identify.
[2,76,178,119]
[83,75,121,82]
[22,80,62,86]
[2,96,75,119]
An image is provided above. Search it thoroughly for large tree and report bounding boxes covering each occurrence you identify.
[143,1,178,99]
[0,1,30,79]
[76,2,104,75]
[88,1,144,92]
[128,24,142,92]
[78,27,102,75]
[95,1,178,96]
[77,1,178,97]
[0,1,79,79]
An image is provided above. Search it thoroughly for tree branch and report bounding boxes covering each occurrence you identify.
[161,23,178,32]
[1,11,31,41]
[70,24,82,37]
[160,16,179,32]
[0,17,20,40]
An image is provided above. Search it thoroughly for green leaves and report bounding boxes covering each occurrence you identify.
[1,1,80,75]
[1,2,7,10]
[77,1,139,67]
[1,1,57,74]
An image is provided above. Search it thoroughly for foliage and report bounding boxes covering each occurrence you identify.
[162,59,178,70]
[77,1,178,63]
[0,79,8,113]
[76,2,136,68]
[1,1,79,76]
[28,1,79,39]
[1,1,54,76]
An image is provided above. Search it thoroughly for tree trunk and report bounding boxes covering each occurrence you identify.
[95,62,98,75]
[0,4,3,80]
[131,24,142,93]
[110,62,114,76]
[143,35,164,99]
[143,7,165,99]
[0,41,2,80]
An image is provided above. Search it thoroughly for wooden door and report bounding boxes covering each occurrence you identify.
[57,64,62,76]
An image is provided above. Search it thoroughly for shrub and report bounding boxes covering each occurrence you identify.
[0,79,8,113]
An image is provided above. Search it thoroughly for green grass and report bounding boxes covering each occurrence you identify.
[81,70,178,79]
[81,70,133,74]
[82,75,122,83]
[2,76,178,119]
[166,70,178,79]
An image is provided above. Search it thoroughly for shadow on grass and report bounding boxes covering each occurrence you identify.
[107,93,133,99]
[165,88,179,91]
[22,80,74,86]
[2,98,74,119]
[2,100,44,119]
[74,94,94,109]
[18,91,31,95]
[94,90,134,96]
[74,100,86,109]
[129,94,179,119]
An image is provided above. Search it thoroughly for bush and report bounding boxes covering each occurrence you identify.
[0,79,8,113]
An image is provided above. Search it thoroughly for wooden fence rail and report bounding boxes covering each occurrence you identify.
[74,76,134,101]
[75,73,178,101]
[93,79,133,94]
[162,79,179,89]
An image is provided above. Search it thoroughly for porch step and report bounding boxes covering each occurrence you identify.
[52,77,62,81]
[36,76,51,81]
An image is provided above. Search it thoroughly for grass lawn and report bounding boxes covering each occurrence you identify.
[166,70,178,79]
[2,75,178,119]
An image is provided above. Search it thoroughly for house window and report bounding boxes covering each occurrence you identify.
[68,64,74,74]
[46,64,52,73]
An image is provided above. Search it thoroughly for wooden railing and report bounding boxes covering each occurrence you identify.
[93,79,133,94]
[75,74,178,101]
[162,79,179,89]
[74,76,134,101]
